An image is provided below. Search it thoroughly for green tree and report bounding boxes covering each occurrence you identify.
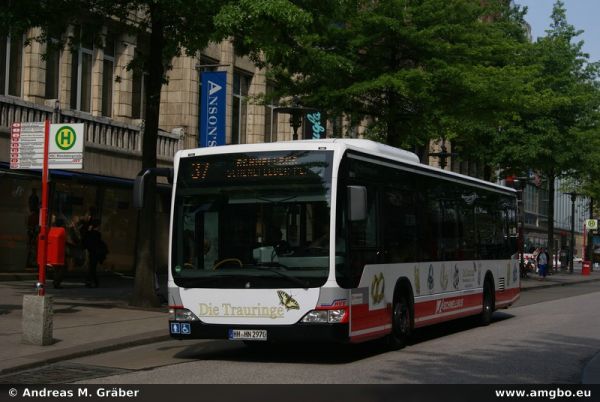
[490,0,600,267]
[218,0,532,163]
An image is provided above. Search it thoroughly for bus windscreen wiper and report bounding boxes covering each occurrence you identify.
[250,265,309,289]
[180,275,241,287]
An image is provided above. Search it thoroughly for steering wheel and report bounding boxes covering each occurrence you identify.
[273,241,292,256]
[212,258,243,270]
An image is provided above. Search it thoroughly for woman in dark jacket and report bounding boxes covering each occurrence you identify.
[84,219,105,288]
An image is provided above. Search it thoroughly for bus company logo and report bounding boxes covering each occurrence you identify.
[453,265,460,289]
[440,264,448,290]
[414,266,420,295]
[321,299,347,308]
[427,265,434,291]
[370,273,385,304]
[277,290,299,311]
[435,298,464,314]
[55,126,77,150]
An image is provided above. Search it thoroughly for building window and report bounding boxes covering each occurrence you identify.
[44,41,60,99]
[101,33,114,117]
[1,34,23,96]
[232,71,251,144]
[131,67,147,119]
[263,83,279,143]
[131,48,148,119]
[70,28,93,112]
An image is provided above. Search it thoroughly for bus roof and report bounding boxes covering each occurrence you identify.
[178,138,419,163]
[177,138,515,194]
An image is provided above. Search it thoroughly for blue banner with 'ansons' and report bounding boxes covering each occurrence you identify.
[199,71,227,147]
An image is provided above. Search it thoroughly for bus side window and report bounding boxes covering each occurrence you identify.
[348,185,378,284]
[383,185,417,263]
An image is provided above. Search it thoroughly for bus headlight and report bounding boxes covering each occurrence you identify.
[300,308,347,324]
[169,307,199,321]
[327,308,346,323]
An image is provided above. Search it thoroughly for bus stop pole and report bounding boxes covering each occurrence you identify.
[37,119,50,296]
[23,119,53,346]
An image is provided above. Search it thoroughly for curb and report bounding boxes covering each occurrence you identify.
[0,330,170,376]
[520,275,600,291]
[0,274,37,282]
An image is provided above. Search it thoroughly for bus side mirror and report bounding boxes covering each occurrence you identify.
[133,168,173,209]
[133,175,145,209]
[348,185,367,221]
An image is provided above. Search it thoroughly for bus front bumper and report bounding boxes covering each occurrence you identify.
[169,321,349,343]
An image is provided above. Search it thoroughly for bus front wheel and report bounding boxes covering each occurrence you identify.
[387,291,412,350]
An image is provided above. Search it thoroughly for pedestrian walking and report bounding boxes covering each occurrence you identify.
[83,219,108,288]
[25,188,40,267]
[536,247,550,280]
[66,216,85,272]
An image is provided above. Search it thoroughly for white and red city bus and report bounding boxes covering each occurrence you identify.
[163,139,519,348]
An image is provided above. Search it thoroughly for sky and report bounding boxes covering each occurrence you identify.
[514,0,600,63]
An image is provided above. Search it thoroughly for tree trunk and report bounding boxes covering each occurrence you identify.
[546,171,555,272]
[131,5,165,307]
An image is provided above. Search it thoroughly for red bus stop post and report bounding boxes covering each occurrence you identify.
[37,119,50,296]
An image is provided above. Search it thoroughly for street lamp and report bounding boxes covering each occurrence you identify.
[428,138,458,170]
[273,96,317,141]
[564,191,580,274]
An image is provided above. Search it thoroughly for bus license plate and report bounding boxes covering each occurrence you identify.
[228,329,267,341]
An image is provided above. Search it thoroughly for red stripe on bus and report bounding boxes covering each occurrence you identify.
[350,304,392,331]
[414,308,481,327]
[495,287,520,306]
[349,328,390,343]
[414,292,482,320]
[350,287,520,333]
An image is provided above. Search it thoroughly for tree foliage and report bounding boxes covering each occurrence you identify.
[488,0,600,264]
[490,1,600,176]
[218,0,532,157]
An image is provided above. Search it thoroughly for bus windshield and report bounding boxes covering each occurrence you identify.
[172,150,333,289]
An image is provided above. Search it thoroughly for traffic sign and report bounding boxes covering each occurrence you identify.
[49,124,84,169]
[586,219,598,230]
[10,122,84,170]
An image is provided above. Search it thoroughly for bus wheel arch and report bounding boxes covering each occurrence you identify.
[387,278,414,350]
[480,272,495,326]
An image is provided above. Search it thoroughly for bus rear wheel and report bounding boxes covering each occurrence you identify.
[480,280,494,326]
[387,293,412,350]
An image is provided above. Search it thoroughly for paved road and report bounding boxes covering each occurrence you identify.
[64,282,600,384]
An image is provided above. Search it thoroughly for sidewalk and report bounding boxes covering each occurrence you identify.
[0,267,599,379]
[519,263,600,291]
[0,273,169,376]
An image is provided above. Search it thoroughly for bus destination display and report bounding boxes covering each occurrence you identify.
[188,154,327,182]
